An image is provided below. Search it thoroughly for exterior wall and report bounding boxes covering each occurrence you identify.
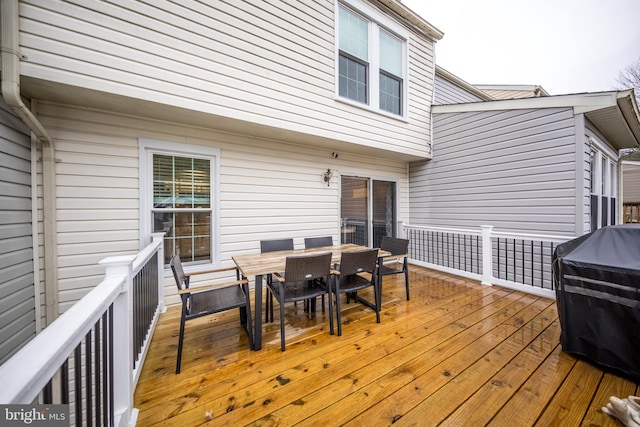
[409,107,579,235]
[19,0,436,159]
[35,102,409,309]
[433,74,484,105]
[0,99,36,363]
[623,161,640,203]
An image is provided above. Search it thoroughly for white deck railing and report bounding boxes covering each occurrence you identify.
[0,233,165,427]
[403,224,572,299]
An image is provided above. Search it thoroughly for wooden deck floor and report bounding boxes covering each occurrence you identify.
[134,265,638,426]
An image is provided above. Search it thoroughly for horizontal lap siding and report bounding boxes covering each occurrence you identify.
[37,103,408,308]
[20,0,435,157]
[409,108,578,234]
[623,162,640,202]
[433,75,484,105]
[0,100,36,364]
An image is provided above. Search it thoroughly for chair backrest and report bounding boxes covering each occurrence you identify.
[169,254,186,291]
[260,238,294,253]
[339,248,378,276]
[283,252,332,284]
[304,236,333,248]
[380,236,409,256]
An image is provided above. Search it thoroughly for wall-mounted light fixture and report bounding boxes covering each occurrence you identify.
[323,168,333,186]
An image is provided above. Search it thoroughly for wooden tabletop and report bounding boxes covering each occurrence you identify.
[233,244,389,277]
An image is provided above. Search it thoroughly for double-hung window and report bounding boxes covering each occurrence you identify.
[140,139,220,267]
[589,137,618,232]
[337,0,408,117]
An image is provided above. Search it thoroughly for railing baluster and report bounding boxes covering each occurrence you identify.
[86,331,93,427]
[95,319,101,426]
[74,345,82,427]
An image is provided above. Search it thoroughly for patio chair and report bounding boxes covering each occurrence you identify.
[378,236,410,300]
[330,248,380,336]
[260,238,294,323]
[304,236,333,249]
[304,236,334,311]
[266,252,333,351]
[170,254,253,374]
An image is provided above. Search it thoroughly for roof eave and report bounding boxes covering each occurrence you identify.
[375,0,444,41]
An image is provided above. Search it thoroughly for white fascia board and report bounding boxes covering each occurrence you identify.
[432,91,621,114]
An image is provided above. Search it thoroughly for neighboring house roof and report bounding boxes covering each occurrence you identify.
[432,90,640,150]
[475,84,550,99]
[435,66,494,101]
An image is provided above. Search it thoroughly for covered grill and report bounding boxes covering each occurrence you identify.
[552,224,640,381]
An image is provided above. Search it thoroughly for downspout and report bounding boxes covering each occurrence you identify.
[1,0,58,325]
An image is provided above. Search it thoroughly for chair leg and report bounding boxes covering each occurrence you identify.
[404,260,410,300]
[279,284,286,351]
[265,288,270,323]
[327,288,334,335]
[335,287,343,337]
[243,284,254,350]
[176,311,187,374]
[270,292,275,322]
[374,280,381,324]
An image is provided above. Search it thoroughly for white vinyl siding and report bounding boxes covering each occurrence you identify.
[20,0,435,159]
[0,100,36,364]
[410,108,578,235]
[36,102,409,308]
[433,74,485,105]
[623,161,640,203]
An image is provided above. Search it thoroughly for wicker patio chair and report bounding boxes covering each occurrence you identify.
[330,248,380,336]
[304,236,334,311]
[267,252,333,351]
[260,238,294,323]
[304,236,333,249]
[378,236,410,300]
[170,254,253,374]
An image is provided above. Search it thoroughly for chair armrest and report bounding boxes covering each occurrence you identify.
[379,253,408,260]
[184,265,240,278]
[178,278,248,295]
[272,272,285,283]
[330,269,340,275]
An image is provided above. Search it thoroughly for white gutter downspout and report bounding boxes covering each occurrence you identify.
[1,0,58,325]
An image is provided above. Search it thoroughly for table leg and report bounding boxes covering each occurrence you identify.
[254,274,263,350]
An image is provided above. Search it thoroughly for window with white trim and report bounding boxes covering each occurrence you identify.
[140,139,220,267]
[589,140,618,231]
[336,1,408,117]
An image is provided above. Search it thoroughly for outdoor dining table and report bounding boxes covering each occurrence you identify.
[232,243,390,350]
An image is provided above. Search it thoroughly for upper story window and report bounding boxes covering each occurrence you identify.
[336,1,409,118]
[140,139,220,268]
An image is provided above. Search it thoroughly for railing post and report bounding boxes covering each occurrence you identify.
[100,255,137,427]
[151,232,166,313]
[480,225,493,285]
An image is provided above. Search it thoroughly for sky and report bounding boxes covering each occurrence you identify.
[401,0,640,95]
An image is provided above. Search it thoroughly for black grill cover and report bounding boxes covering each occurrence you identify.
[552,224,640,381]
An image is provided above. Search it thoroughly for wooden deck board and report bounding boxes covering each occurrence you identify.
[134,265,638,426]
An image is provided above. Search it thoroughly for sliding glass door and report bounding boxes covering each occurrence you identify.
[341,176,396,247]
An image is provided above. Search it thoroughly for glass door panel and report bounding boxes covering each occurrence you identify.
[372,180,396,248]
[341,176,369,245]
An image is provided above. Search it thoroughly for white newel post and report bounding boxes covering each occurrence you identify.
[480,225,494,285]
[100,255,137,427]
[151,232,167,313]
